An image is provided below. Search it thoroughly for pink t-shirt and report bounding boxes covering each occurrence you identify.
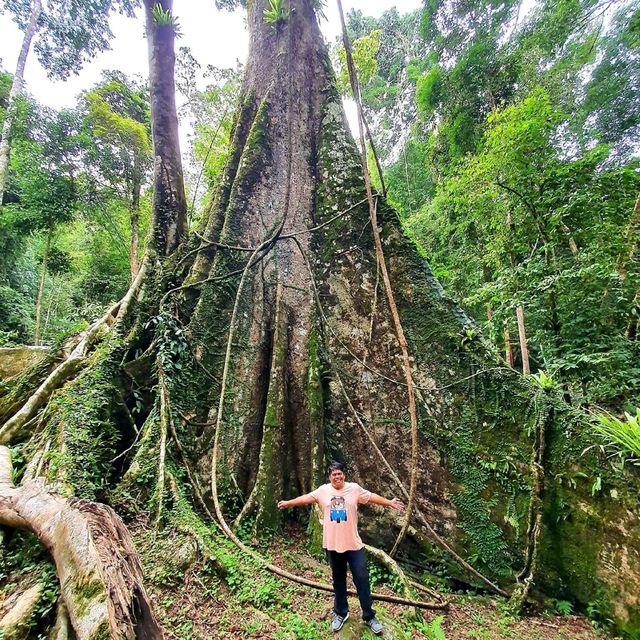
[307,482,372,552]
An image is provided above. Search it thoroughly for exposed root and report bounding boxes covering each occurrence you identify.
[364,544,421,617]
[409,579,448,603]
[167,417,213,521]
[0,582,44,640]
[49,600,71,640]
[155,364,170,528]
[0,446,163,639]
[118,410,159,500]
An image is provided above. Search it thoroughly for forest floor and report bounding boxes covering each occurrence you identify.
[136,522,609,640]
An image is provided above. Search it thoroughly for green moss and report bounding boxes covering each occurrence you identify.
[114,408,162,510]
[306,507,325,560]
[72,577,106,618]
[42,339,124,499]
[89,619,111,640]
[307,324,325,488]
[252,309,286,536]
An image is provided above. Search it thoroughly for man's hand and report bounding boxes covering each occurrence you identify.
[390,498,405,511]
[277,500,289,510]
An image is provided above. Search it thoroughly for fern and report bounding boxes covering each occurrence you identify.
[414,615,447,640]
[151,4,182,37]
[263,0,289,26]
[532,370,555,391]
[593,409,640,465]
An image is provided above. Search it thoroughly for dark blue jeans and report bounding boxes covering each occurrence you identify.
[326,548,376,621]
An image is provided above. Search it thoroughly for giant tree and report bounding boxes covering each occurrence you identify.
[1,1,639,639]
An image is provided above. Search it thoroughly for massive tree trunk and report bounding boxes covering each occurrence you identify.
[1,0,639,637]
[0,0,42,205]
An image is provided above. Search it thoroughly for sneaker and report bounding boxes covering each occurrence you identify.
[366,617,383,635]
[331,612,349,632]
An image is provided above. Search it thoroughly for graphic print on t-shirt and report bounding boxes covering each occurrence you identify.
[329,496,347,523]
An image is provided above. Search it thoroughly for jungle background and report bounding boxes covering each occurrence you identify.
[0,0,639,638]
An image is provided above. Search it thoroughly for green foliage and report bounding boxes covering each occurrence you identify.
[532,371,556,392]
[0,71,151,344]
[0,284,33,343]
[416,66,442,117]
[0,530,59,639]
[175,51,241,217]
[4,0,138,81]
[592,409,640,465]
[151,4,182,37]
[0,70,12,122]
[360,0,639,416]
[413,614,447,640]
[274,614,324,640]
[580,3,640,158]
[340,8,426,116]
[263,0,289,27]
[148,314,189,376]
[553,598,574,616]
[214,0,246,10]
[337,29,382,95]
[586,596,616,633]
[406,86,640,407]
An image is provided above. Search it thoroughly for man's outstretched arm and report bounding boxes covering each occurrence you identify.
[367,494,405,511]
[277,494,316,509]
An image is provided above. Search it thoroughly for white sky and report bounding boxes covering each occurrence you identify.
[0,1,422,162]
[0,1,423,110]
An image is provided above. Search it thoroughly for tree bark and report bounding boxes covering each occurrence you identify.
[337,0,418,557]
[130,162,142,278]
[0,0,42,205]
[143,0,187,255]
[504,324,514,367]
[34,222,52,346]
[516,305,530,375]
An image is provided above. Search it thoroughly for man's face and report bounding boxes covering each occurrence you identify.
[329,469,345,490]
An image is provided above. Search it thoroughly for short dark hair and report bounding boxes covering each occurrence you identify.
[327,461,345,475]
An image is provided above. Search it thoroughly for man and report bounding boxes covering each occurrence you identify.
[277,462,405,634]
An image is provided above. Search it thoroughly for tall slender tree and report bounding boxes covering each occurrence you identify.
[0,0,41,205]
[82,73,152,279]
